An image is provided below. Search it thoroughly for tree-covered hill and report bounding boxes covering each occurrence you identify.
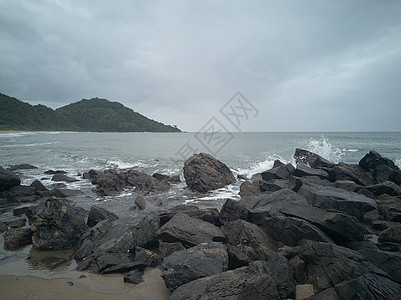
[0,93,181,132]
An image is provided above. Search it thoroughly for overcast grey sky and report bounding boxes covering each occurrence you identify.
[1,0,401,131]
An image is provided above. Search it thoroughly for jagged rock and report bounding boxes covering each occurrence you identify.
[226,244,252,269]
[251,254,295,299]
[99,261,146,274]
[76,253,134,273]
[75,213,160,265]
[124,270,144,284]
[290,175,334,192]
[239,180,263,197]
[379,226,401,244]
[51,174,77,182]
[170,263,280,300]
[261,163,295,181]
[161,242,228,291]
[333,163,376,186]
[158,205,219,226]
[87,205,118,227]
[219,198,249,224]
[26,198,87,250]
[0,218,26,233]
[183,153,235,193]
[294,163,329,180]
[294,148,335,169]
[335,180,359,192]
[0,168,21,191]
[260,179,289,192]
[45,170,67,175]
[297,182,378,219]
[9,185,36,198]
[375,194,401,222]
[8,164,37,171]
[252,188,308,210]
[237,174,248,180]
[279,204,364,243]
[135,195,146,210]
[51,189,82,198]
[363,181,401,197]
[359,150,401,185]
[158,213,225,247]
[159,242,185,258]
[252,214,333,246]
[30,180,48,191]
[13,206,32,216]
[134,246,162,267]
[152,173,181,184]
[3,227,32,250]
[222,219,276,261]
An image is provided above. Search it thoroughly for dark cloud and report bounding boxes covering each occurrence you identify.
[1,0,400,131]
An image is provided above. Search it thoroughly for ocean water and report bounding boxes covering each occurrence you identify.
[0,131,401,276]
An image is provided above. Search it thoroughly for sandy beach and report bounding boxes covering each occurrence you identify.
[0,268,170,300]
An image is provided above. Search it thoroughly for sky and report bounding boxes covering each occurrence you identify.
[1,0,401,132]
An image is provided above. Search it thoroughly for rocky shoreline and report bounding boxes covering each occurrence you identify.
[1,149,401,299]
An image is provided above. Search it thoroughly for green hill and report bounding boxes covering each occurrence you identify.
[0,93,181,132]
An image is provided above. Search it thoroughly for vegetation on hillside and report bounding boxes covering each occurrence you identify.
[0,93,181,132]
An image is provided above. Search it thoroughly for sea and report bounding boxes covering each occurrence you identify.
[0,131,400,277]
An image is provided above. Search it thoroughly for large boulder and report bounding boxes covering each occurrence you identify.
[87,205,119,227]
[222,219,276,261]
[297,182,378,219]
[157,205,219,226]
[219,198,249,224]
[359,150,401,185]
[161,242,229,291]
[157,213,225,247]
[26,198,87,250]
[294,148,335,169]
[3,227,32,250]
[51,174,77,182]
[333,163,376,186]
[0,168,21,191]
[294,163,329,180]
[363,181,401,197]
[261,163,295,181]
[170,263,280,300]
[183,153,235,192]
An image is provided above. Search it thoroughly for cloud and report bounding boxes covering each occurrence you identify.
[1,0,401,131]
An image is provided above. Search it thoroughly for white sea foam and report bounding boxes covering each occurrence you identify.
[396,158,401,169]
[0,142,58,148]
[235,154,291,178]
[306,136,345,163]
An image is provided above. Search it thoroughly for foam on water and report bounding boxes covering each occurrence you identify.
[396,159,401,169]
[305,135,345,163]
[235,154,290,178]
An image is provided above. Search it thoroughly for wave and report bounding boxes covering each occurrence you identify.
[396,159,401,169]
[0,142,59,148]
[305,135,345,163]
[235,154,291,178]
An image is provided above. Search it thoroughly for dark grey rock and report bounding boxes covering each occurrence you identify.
[379,225,401,244]
[239,180,263,197]
[294,163,329,180]
[0,218,26,233]
[161,242,228,291]
[8,164,37,171]
[101,261,145,274]
[294,148,335,168]
[261,163,295,181]
[51,174,77,182]
[359,150,401,185]
[45,170,67,175]
[124,270,144,284]
[159,242,185,258]
[26,198,87,250]
[87,205,118,227]
[0,168,21,191]
[134,196,146,210]
[158,205,219,226]
[260,179,289,192]
[363,181,401,197]
[30,180,48,191]
[333,163,376,186]
[183,153,235,193]
[219,198,249,224]
[3,227,32,250]
[134,246,162,267]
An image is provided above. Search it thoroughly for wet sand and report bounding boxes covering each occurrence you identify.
[0,268,170,300]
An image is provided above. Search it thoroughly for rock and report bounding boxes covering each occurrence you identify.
[296,284,315,299]
[0,168,21,191]
[293,163,329,180]
[359,150,401,185]
[135,195,146,210]
[152,173,170,181]
[335,180,359,192]
[8,164,37,171]
[122,169,170,194]
[124,270,144,284]
[261,163,295,181]
[26,198,87,250]
[45,170,67,175]
[297,182,378,219]
[295,241,392,293]
[237,174,248,180]
[252,214,333,247]
[226,244,252,269]
[100,261,145,274]
[0,218,26,233]
[158,205,219,226]
[134,247,162,267]
[9,185,37,198]
[161,242,229,291]
[251,254,295,299]
[294,148,335,169]
[335,273,401,299]
[333,163,376,186]
[13,206,32,217]
[239,180,263,197]
[290,175,334,192]
[183,153,235,193]
[253,188,308,210]
[152,173,181,184]
[379,226,401,244]
[260,179,289,192]
[372,220,389,231]
[87,205,119,227]
[3,227,32,250]
[75,213,160,266]
[250,173,262,181]
[158,213,225,247]
[375,195,401,222]
[279,204,364,243]
[170,263,280,300]
[222,219,276,261]
[219,198,249,225]
[52,189,82,198]
[30,180,48,191]
[159,242,185,258]
[51,174,77,182]
[363,181,401,197]
[273,159,285,168]
[77,253,134,273]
